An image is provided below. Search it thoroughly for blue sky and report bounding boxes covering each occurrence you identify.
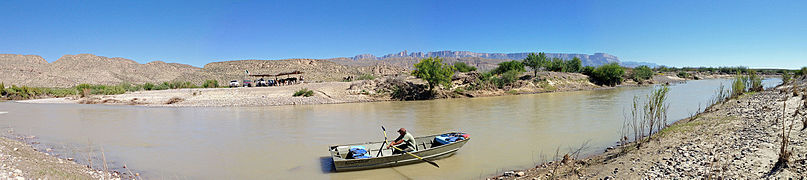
[1,0,805,68]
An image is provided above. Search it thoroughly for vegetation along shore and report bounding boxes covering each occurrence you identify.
[491,69,807,179]
[5,53,802,107]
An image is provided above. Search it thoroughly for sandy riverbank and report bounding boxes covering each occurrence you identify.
[491,79,807,179]
[16,73,698,107]
[20,82,380,107]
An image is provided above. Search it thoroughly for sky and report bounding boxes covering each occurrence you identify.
[1,0,805,68]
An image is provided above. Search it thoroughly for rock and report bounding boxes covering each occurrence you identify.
[516,171,526,177]
[503,171,515,176]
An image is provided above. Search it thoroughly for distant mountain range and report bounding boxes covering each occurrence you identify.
[348,50,657,68]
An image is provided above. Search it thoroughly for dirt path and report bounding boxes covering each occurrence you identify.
[492,81,807,179]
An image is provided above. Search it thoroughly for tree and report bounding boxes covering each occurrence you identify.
[412,57,455,92]
[523,53,544,77]
[591,63,625,86]
[567,57,583,73]
[632,65,653,81]
[453,62,477,72]
[492,60,526,75]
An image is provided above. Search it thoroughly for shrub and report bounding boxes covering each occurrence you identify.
[491,60,525,75]
[748,70,763,92]
[797,67,807,76]
[782,73,792,85]
[581,66,595,76]
[412,57,455,92]
[0,82,4,97]
[677,71,689,78]
[44,88,77,97]
[203,80,219,88]
[632,65,653,81]
[143,83,155,90]
[357,74,376,80]
[453,62,477,73]
[293,88,314,97]
[567,57,583,73]
[731,73,746,98]
[590,63,625,86]
[493,70,521,88]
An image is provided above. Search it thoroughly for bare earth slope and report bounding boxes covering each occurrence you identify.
[0,54,199,87]
[0,54,407,88]
[172,59,406,85]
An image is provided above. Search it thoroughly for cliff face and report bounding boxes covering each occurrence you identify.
[353,50,622,67]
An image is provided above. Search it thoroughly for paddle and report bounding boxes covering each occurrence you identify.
[381,126,439,168]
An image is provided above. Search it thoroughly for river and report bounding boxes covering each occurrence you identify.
[0,78,781,179]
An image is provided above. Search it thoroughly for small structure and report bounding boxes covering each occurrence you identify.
[248,71,304,86]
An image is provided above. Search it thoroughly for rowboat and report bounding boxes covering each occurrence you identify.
[329,132,469,171]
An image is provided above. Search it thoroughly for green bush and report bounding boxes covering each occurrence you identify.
[492,70,520,88]
[782,73,792,85]
[143,83,155,90]
[731,73,746,98]
[591,63,625,86]
[203,80,219,88]
[747,70,763,92]
[798,67,807,77]
[357,74,376,80]
[44,88,77,97]
[412,57,455,92]
[154,83,170,90]
[632,65,653,81]
[0,82,4,97]
[567,57,583,73]
[581,66,595,76]
[293,88,314,97]
[453,62,477,72]
[492,60,525,75]
[677,71,689,78]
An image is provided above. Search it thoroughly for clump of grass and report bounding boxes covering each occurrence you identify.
[731,73,747,98]
[775,101,794,169]
[164,97,184,104]
[621,85,670,149]
[357,74,376,80]
[202,80,219,88]
[293,88,314,97]
[505,89,518,95]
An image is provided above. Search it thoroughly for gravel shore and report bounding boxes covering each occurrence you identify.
[0,136,122,180]
[492,80,807,179]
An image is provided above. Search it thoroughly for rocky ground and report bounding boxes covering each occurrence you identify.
[491,79,807,179]
[0,136,123,180]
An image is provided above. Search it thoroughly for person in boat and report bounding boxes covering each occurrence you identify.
[387,128,416,154]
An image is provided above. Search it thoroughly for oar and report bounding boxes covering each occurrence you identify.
[381,126,439,168]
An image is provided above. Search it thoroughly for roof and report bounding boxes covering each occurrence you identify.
[248,70,304,77]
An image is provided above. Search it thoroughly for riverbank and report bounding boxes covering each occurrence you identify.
[0,136,121,180]
[491,79,806,179]
[19,72,615,107]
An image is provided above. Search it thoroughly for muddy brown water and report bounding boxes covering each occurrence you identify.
[0,79,780,179]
